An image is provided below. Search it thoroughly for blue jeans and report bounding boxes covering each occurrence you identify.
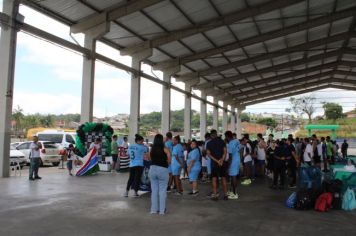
[29,158,40,178]
[149,165,169,214]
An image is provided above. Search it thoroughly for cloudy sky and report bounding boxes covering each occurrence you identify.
[3,4,356,118]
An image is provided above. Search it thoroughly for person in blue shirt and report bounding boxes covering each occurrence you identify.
[225,131,240,200]
[124,134,147,197]
[187,140,202,195]
[172,135,184,195]
[165,132,174,192]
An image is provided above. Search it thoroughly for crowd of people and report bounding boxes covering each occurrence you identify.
[120,130,350,215]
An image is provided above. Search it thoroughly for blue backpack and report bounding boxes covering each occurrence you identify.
[342,188,356,211]
[286,192,297,208]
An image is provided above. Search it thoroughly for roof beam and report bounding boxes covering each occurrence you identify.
[153,6,356,70]
[236,79,332,105]
[178,32,355,81]
[195,48,356,90]
[242,84,332,106]
[70,0,164,33]
[329,83,356,91]
[204,62,356,96]
[241,79,356,105]
[233,71,334,97]
[120,0,305,55]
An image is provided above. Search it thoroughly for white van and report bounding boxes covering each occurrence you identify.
[36,130,76,149]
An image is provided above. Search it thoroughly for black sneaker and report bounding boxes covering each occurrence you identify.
[167,187,171,193]
[223,195,229,201]
[29,177,35,181]
[34,176,42,180]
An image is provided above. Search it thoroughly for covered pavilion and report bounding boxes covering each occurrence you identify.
[1,0,356,177]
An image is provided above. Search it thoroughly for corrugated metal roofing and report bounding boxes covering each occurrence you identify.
[23,0,356,106]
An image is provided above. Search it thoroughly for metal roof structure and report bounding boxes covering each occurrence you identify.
[21,0,356,108]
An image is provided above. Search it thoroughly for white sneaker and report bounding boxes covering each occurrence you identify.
[228,193,239,200]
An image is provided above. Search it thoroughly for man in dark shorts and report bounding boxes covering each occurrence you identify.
[206,129,228,201]
[111,135,119,172]
[286,138,299,188]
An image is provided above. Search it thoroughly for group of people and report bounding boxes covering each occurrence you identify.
[120,129,349,215]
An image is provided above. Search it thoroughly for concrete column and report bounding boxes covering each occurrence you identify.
[230,107,236,133]
[212,97,219,131]
[128,49,152,144]
[80,36,96,123]
[161,66,179,134]
[236,109,242,139]
[184,83,192,141]
[0,0,19,177]
[80,22,109,123]
[222,103,228,133]
[200,91,207,140]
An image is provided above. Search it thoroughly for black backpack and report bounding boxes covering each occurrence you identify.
[295,189,313,210]
[295,188,321,210]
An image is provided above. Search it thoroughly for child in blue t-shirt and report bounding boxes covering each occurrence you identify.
[172,135,184,195]
[165,132,173,192]
[187,140,202,195]
[124,134,147,197]
[225,131,240,200]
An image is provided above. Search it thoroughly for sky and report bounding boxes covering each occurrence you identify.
[2,4,356,118]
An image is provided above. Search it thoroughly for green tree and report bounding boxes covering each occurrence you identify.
[240,112,250,122]
[256,117,277,128]
[322,102,344,120]
[12,105,24,132]
[289,95,316,123]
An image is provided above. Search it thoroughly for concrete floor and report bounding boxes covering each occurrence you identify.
[1,168,356,236]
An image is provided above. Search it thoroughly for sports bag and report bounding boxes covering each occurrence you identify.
[342,188,356,211]
[295,189,313,210]
[314,193,333,212]
[286,192,297,208]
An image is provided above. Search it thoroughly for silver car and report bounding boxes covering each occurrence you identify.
[14,141,61,166]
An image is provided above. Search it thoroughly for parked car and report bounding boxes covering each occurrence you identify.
[10,146,27,168]
[36,130,76,149]
[14,141,61,166]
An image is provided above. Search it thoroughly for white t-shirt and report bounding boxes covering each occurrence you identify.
[304,143,313,162]
[317,143,323,156]
[257,142,266,160]
[30,142,41,158]
[243,143,252,163]
[89,143,101,154]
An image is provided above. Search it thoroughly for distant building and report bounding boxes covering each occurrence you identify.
[344,109,356,118]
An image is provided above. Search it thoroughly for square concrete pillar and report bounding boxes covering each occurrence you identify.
[0,0,19,177]
[80,22,110,123]
[161,66,179,135]
[212,97,219,131]
[128,49,152,144]
[222,103,228,133]
[184,83,192,141]
[200,91,207,140]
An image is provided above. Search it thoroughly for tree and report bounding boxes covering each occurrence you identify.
[289,95,316,123]
[12,105,25,132]
[256,117,277,128]
[240,112,250,122]
[322,102,344,120]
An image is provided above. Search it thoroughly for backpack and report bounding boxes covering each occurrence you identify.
[314,193,333,212]
[295,189,313,210]
[286,192,297,208]
[322,179,343,194]
[342,188,356,211]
